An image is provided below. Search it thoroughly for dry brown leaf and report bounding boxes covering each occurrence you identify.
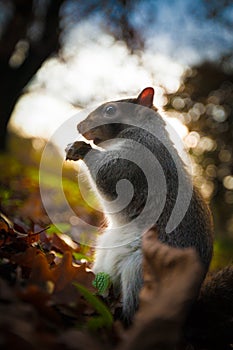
[29,252,53,286]
[51,233,77,254]
[11,247,38,267]
[52,251,78,292]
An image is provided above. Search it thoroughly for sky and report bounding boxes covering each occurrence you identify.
[135,0,233,64]
[9,0,233,154]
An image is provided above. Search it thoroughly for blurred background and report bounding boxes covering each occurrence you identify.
[0,0,233,268]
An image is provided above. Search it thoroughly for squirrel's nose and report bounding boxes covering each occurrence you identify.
[77,121,84,134]
[78,119,92,135]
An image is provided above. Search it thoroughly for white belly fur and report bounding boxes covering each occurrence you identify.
[93,225,142,285]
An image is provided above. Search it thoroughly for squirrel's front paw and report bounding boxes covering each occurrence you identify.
[65,141,92,161]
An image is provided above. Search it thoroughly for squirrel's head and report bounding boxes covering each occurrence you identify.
[78,87,156,145]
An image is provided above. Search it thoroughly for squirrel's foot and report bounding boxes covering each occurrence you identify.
[65,141,92,161]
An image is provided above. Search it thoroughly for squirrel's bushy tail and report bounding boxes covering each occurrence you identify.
[185,265,233,349]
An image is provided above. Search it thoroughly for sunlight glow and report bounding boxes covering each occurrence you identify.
[165,116,189,140]
[223,176,233,190]
[9,19,188,155]
[10,92,77,138]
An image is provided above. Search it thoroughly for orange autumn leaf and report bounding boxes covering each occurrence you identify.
[73,263,95,291]
[28,250,95,294]
[51,233,77,254]
[11,246,38,267]
[51,253,95,305]
[52,251,78,292]
[29,252,53,286]
[52,251,95,292]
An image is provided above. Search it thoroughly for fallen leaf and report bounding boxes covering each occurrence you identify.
[51,233,75,254]
[29,251,53,288]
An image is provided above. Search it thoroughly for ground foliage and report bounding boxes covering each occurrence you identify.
[0,212,118,348]
[0,148,117,349]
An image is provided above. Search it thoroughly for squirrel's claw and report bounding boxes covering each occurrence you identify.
[65,141,92,161]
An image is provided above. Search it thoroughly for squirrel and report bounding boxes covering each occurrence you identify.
[65,87,214,323]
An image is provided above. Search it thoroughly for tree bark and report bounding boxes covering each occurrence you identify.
[0,0,64,151]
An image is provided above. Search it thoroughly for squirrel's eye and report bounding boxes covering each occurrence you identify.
[105,105,117,116]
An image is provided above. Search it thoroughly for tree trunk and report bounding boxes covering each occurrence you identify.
[0,0,64,151]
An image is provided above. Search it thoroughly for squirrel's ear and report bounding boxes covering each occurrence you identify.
[136,87,154,108]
